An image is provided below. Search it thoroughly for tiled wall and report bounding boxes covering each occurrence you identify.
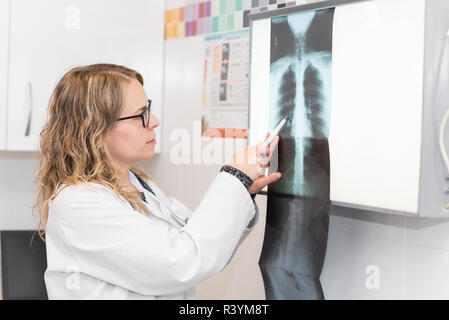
[0,152,40,231]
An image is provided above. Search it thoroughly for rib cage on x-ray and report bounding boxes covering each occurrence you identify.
[258,9,333,300]
[269,38,331,197]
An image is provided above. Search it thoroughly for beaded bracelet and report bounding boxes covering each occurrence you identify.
[220,165,253,191]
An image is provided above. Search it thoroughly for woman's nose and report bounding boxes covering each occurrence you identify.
[148,112,160,129]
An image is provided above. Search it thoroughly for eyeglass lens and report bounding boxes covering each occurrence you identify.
[144,104,150,127]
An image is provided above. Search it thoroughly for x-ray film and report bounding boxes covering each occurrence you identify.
[258,8,334,300]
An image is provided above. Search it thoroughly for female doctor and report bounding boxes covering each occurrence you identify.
[34,63,281,300]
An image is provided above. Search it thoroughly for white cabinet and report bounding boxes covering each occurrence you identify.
[7,0,164,152]
[0,0,9,150]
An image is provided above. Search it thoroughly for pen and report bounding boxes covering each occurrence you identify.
[263,116,290,147]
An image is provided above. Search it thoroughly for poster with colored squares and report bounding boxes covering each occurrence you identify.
[164,0,324,40]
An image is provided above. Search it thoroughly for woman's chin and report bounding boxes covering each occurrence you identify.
[137,144,156,161]
[143,148,155,159]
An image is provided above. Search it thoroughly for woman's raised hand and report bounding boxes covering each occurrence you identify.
[229,133,282,194]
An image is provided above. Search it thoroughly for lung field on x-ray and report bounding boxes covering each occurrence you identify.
[268,9,333,198]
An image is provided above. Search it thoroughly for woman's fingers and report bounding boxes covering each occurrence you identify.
[257,132,271,157]
[256,142,269,158]
[268,135,280,158]
[254,134,280,172]
[249,172,282,194]
[256,151,270,166]
[258,135,279,163]
[265,172,282,185]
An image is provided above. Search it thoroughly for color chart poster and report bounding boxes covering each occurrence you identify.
[259,9,334,300]
[164,0,327,40]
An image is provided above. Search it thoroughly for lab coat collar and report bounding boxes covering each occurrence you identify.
[127,170,162,205]
[127,170,187,227]
[129,170,162,197]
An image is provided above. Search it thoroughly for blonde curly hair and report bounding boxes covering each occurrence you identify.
[34,63,152,241]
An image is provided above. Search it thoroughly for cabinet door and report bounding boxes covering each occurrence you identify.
[0,0,9,150]
[7,0,164,151]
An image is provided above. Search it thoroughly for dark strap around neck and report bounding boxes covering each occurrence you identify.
[131,170,156,196]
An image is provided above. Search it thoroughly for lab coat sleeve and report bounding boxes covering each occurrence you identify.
[222,196,260,269]
[164,196,193,223]
[164,177,259,270]
[51,171,257,296]
[157,184,258,271]
[183,171,259,275]
[156,174,258,232]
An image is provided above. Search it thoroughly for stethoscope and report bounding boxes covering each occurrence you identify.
[131,171,189,226]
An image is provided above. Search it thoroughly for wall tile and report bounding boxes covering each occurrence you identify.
[10,186,39,230]
[329,205,406,242]
[320,228,405,299]
[0,183,12,230]
[405,216,449,251]
[404,244,449,299]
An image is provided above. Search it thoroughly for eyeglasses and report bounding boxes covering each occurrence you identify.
[117,99,152,128]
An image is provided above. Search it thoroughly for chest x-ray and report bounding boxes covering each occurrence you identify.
[258,9,334,299]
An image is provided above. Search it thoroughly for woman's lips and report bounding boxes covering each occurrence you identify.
[147,138,156,144]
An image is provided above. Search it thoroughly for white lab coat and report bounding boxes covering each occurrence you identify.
[44,170,259,300]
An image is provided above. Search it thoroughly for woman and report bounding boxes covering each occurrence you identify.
[35,64,281,300]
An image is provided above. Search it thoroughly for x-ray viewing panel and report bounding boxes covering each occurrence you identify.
[329,0,425,214]
[249,0,449,217]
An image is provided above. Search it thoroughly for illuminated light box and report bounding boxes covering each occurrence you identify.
[249,0,449,217]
